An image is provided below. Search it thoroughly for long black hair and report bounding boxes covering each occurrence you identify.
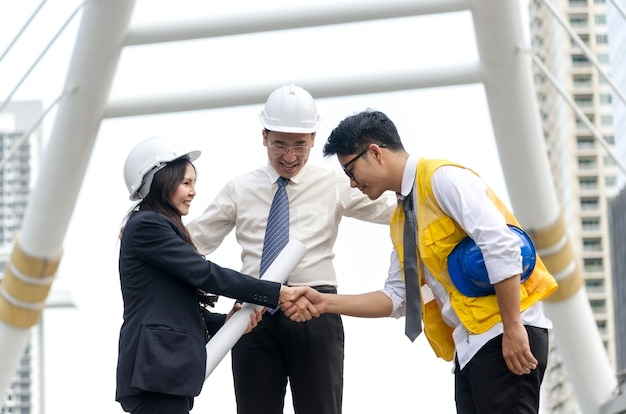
[130,156,196,247]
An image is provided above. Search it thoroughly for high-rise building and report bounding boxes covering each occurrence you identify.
[609,188,626,376]
[607,0,626,408]
[527,0,620,411]
[607,0,626,188]
[0,101,43,414]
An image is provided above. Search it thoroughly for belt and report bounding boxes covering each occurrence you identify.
[311,285,337,294]
[285,284,336,293]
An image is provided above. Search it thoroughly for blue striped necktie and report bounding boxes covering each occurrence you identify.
[260,176,290,276]
[403,190,422,342]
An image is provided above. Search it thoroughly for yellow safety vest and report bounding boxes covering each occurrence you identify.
[390,158,558,361]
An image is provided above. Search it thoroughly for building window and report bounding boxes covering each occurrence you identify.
[578,156,597,169]
[597,53,610,64]
[579,177,598,190]
[596,34,608,44]
[580,197,599,210]
[605,175,617,187]
[594,14,606,25]
[572,55,590,67]
[569,14,589,27]
[577,137,595,149]
[584,258,604,272]
[574,95,593,107]
[589,298,606,312]
[571,34,591,47]
[582,237,602,251]
[573,75,592,88]
[585,278,605,293]
[582,217,600,231]
[601,114,613,126]
[599,94,612,104]
[576,118,593,130]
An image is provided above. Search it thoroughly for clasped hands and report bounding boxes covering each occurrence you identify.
[229,287,328,336]
[279,286,326,322]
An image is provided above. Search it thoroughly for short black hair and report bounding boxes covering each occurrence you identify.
[323,109,405,157]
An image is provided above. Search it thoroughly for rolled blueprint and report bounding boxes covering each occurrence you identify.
[205,239,307,379]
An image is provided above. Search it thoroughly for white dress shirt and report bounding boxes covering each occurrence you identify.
[380,155,552,369]
[188,162,396,287]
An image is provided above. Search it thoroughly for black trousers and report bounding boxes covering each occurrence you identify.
[119,391,194,414]
[454,326,549,414]
[232,288,344,414]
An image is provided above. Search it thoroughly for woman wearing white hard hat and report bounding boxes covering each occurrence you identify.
[115,137,314,414]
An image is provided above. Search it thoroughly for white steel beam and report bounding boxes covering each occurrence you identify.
[104,62,482,118]
[125,0,471,46]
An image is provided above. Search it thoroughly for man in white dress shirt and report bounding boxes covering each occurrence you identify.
[187,86,395,414]
[286,109,558,414]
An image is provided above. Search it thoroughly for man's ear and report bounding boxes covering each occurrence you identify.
[370,143,384,163]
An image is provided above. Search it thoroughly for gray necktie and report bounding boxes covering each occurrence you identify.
[260,176,290,276]
[403,191,422,342]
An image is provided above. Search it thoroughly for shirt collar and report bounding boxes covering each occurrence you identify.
[400,154,419,199]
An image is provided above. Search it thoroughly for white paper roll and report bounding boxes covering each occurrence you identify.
[205,239,307,379]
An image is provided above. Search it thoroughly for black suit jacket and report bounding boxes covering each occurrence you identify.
[116,210,281,400]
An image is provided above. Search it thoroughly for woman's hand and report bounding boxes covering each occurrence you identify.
[226,302,265,334]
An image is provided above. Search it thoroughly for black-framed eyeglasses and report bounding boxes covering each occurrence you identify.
[267,140,311,156]
[342,144,387,182]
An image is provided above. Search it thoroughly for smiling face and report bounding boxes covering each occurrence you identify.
[337,144,388,200]
[169,163,197,216]
[263,129,315,178]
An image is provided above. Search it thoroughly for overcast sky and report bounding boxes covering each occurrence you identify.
[0,1,522,412]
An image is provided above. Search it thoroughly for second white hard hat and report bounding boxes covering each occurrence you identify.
[259,84,321,133]
[123,136,200,201]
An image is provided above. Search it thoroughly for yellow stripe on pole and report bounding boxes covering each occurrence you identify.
[527,214,583,302]
[0,296,42,328]
[2,266,54,303]
[0,242,62,328]
[10,241,62,277]
[545,264,584,302]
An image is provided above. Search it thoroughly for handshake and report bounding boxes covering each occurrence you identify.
[278,286,328,322]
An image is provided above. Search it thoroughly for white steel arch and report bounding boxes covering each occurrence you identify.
[0,0,618,412]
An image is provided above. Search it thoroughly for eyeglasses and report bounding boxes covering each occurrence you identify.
[342,144,387,182]
[267,140,311,156]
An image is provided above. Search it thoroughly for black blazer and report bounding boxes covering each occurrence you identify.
[116,210,281,400]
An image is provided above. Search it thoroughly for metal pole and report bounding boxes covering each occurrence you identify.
[470,0,617,412]
[0,0,136,401]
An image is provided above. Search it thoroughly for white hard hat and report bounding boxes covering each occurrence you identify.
[123,136,200,201]
[259,84,321,133]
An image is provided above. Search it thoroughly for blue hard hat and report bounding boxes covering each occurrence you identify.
[447,225,537,297]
